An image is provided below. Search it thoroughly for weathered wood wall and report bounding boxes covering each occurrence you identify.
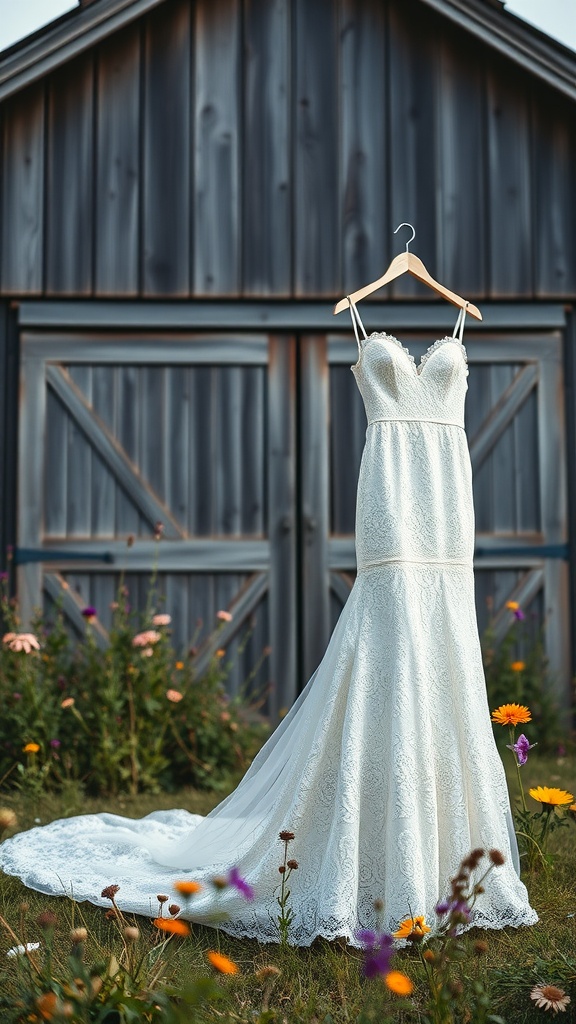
[1,0,575,300]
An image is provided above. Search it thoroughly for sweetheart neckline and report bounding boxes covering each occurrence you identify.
[351,333,467,377]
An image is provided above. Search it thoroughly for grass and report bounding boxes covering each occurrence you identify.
[0,751,575,1022]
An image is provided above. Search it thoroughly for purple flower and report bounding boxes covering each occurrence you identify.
[506,733,537,766]
[0,571,8,581]
[81,606,97,620]
[435,900,450,915]
[12,692,22,701]
[356,929,393,978]
[50,739,61,749]
[513,608,525,620]
[228,866,254,901]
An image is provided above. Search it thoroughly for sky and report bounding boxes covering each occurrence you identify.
[0,0,574,53]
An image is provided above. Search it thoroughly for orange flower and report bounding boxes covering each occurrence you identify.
[174,880,202,896]
[166,689,183,703]
[207,950,239,974]
[153,917,190,937]
[393,915,430,939]
[36,992,58,1020]
[511,661,525,672]
[175,661,184,670]
[216,648,226,658]
[505,601,519,611]
[61,697,75,709]
[22,742,40,754]
[529,786,574,807]
[491,703,531,726]
[384,971,414,996]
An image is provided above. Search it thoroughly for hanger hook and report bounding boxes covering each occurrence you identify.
[394,222,416,253]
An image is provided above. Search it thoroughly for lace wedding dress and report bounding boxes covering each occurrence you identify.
[0,300,538,946]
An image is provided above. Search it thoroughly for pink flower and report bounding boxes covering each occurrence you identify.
[216,610,233,622]
[166,689,183,703]
[133,630,161,647]
[152,614,171,626]
[142,647,154,657]
[3,632,40,653]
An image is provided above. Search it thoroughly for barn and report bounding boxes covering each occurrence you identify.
[0,0,575,719]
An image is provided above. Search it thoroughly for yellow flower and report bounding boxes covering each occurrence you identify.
[511,661,525,672]
[174,880,202,896]
[22,742,40,754]
[207,950,239,974]
[384,971,414,996]
[491,703,531,726]
[505,601,519,611]
[393,915,430,939]
[153,917,190,937]
[529,786,574,807]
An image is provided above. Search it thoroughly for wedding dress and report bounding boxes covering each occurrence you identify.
[0,300,538,946]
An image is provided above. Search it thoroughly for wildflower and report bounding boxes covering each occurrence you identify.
[61,698,75,708]
[37,911,58,930]
[168,904,181,916]
[101,884,120,900]
[488,849,505,866]
[278,865,286,874]
[435,900,451,915]
[357,930,393,978]
[132,630,161,647]
[0,809,17,829]
[511,661,526,672]
[529,786,574,807]
[81,606,97,623]
[255,965,281,981]
[217,610,233,622]
[175,661,184,670]
[142,647,153,657]
[279,830,295,842]
[506,600,526,620]
[152,613,171,626]
[3,631,40,653]
[385,970,414,996]
[530,984,571,1012]
[126,534,135,548]
[393,915,431,939]
[166,689,183,703]
[7,942,40,957]
[211,876,228,890]
[70,927,88,943]
[36,992,58,1019]
[153,917,190,937]
[216,648,226,658]
[174,880,202,896]
[491,703,531,726]
[474,940,489,955]
[157,894,169,904]
[207,950,239,974]
[287,859,299,870]
[153,521,164,540]
[506,733,537,766]
[23,742,40,753]
[50,739,61,749]
[12,692,21,700]
[123,926,140,942]
[228,866,255,901]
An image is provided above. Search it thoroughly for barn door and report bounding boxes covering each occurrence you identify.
[17,330,297,719]
[300,328,570,707]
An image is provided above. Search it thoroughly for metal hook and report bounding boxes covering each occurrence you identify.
[394,222,416,253]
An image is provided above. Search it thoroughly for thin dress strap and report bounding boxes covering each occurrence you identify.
[348,296,368,357]
[453,303,468,344]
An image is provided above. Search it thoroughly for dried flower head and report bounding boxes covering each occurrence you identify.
[287,859,299,870]
[0,808,17,830]
[278,865,286,874]
[123,926,140,942]
[207,950,239,974]
[101,884,120,900]
[530,984,571,1013]
[36,911,58,931]
[211,876,228,890]
[488,849,505,866]
[279,830,295,842]
[168,904,181,916]
[474,940,489,955]
[373,898,384,912]
[255,964,281,981]
[70,927,88,943]
[157,894,169,904]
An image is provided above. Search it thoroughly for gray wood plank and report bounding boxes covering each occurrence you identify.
[91,366,116,537]
[165,365,189,532]
[17,356,45,626]
[115,365,142,537]
[243,0,290,295]
[193,0,240,294]
[489,365,517,534]
[45,56,94,295]
[44,386,68,538]
[388,4,439,299]
[339,0,387,291]
[139,365,166,507]
[24,537,271,572]
[143,0,191,295]
[95,25,140,296]
[486,63,533,297]
[532,94,576,298]
[191,367,213,535]
[241,366,265,535]
[469,363,538,471]
[217,367,242,534]
[294,0,339,295]
[67,366,92,536]
[0,84,45,294]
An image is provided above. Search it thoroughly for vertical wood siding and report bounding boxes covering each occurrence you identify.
[0,0,575,299]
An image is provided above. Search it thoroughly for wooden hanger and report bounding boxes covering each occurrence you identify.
[333,223,482,320]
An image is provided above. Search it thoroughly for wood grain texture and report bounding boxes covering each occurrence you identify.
[45,56,94,295]
[243,0,290,295]
[532,89,576,298]
[95,26,140,295]
[0,84,45,294]
[142,0,191,295]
